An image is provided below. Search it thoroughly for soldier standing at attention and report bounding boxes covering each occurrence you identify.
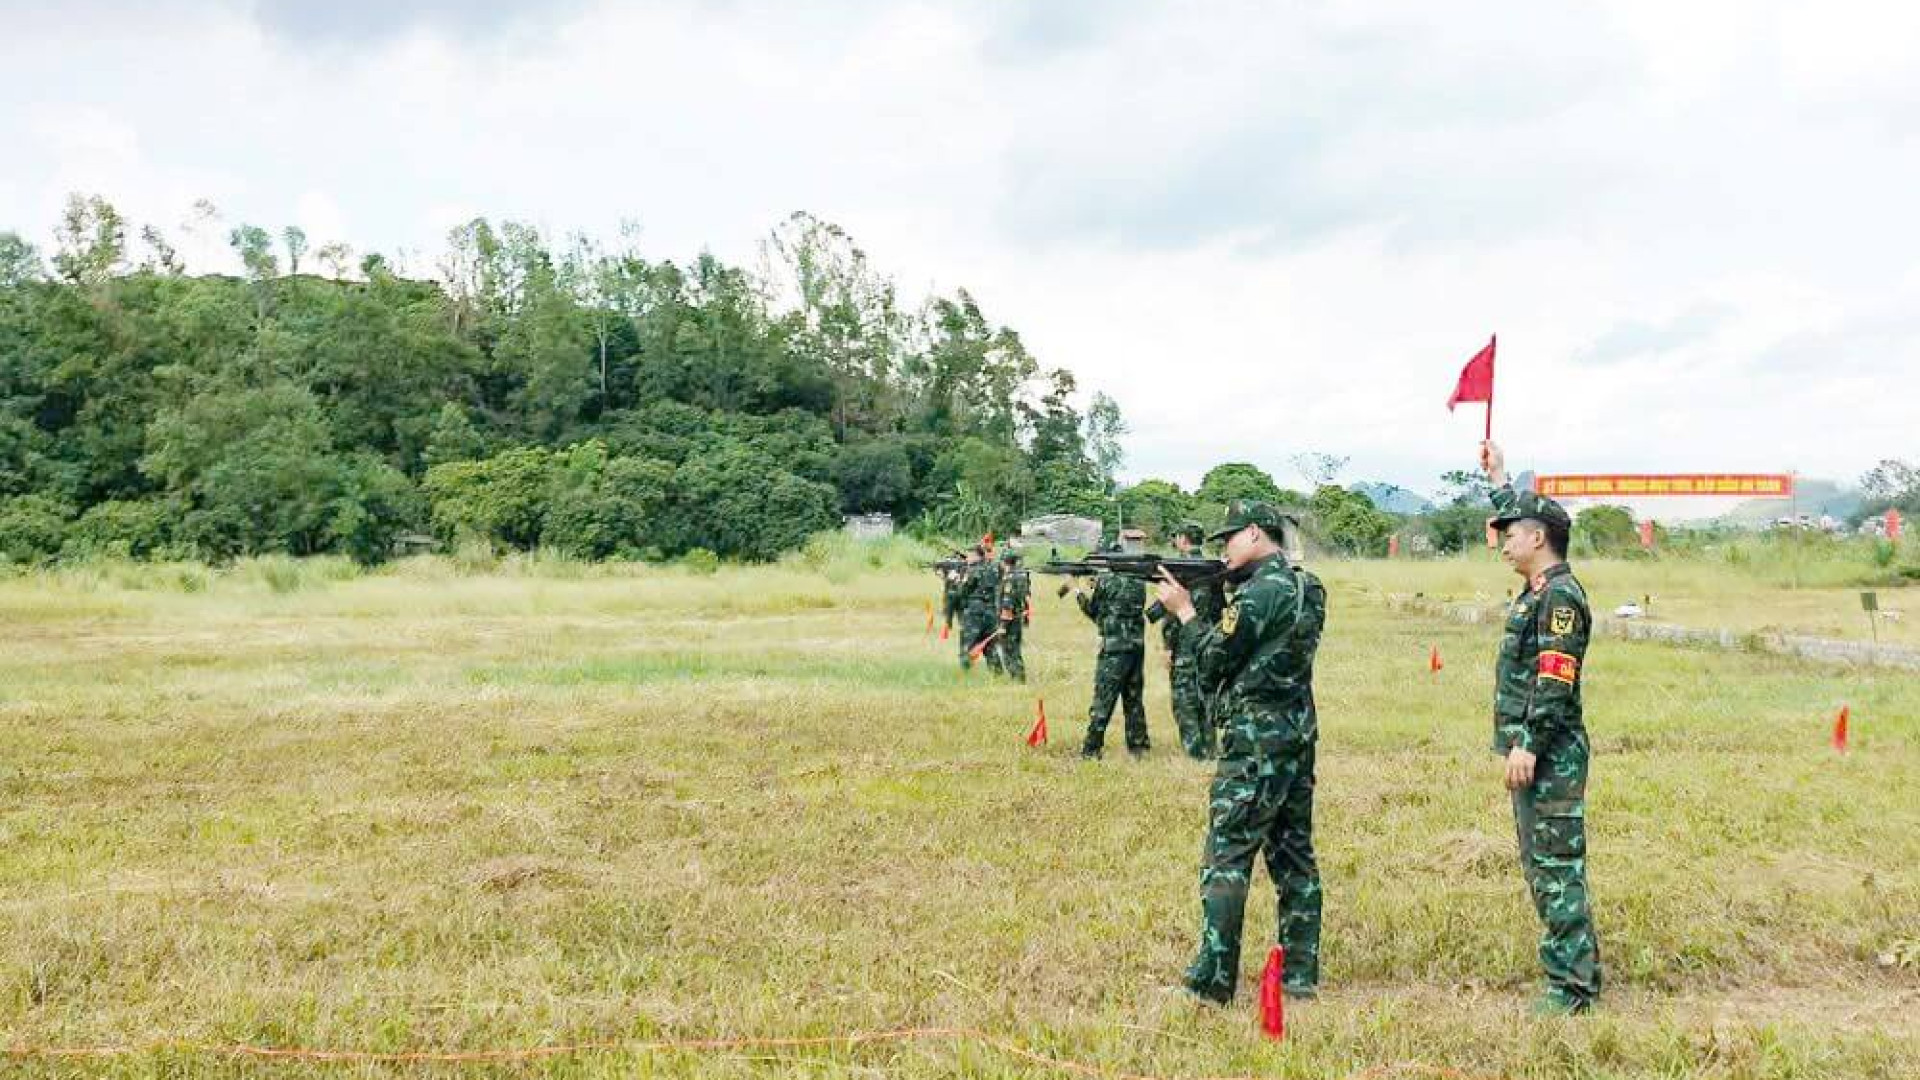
[1148,522,1224,759]
[1076,557,1150,758]
[1481,440,1603,1015]
[1154,501,1325,1004]
[957,546,1002,673]
[995,550,1031,682]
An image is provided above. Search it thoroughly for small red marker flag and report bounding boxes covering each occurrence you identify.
[939,623,950,642]
[1832,705,1850,753]
[1027,699,1049,747]
[1429,645,1443,674]
[968,629,1003,662]
[1447,335,1497,440]
[1259,946,1286,1040]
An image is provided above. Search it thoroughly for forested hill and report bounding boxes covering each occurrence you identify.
[0,197,1127,564]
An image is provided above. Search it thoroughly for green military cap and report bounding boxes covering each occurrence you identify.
[1209,500,1296,542]
[1490,490,1573,531]
[1173,521,1206,544]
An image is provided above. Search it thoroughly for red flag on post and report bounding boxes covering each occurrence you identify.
[1429,645,1443,674]
[1888,509,1903,542]
[1259,946,1286,1040]
[1832,705,1850,753]
[1027,698,1049,747]
[1447,335,1497,440]
[968,628,1003,662]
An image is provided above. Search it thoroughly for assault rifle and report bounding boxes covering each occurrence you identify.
[1036,553,1232,597]
[920,559,966,574]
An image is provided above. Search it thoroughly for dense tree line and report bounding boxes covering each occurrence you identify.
[0,197,1131,564]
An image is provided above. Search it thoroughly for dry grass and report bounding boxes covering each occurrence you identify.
[1,553,1915,1078]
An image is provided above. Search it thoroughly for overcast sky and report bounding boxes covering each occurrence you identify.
[4,0,1916,502]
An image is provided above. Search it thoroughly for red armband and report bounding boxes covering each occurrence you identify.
[1537,650,1579,685]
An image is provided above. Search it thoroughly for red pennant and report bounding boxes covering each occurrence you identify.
[1027,699,1049,747]
[1429,645,1443,673]
[1259,946,1285,1040]
[1832,705,1850,753]
[939,624,950,642]
[968,629,1003,661]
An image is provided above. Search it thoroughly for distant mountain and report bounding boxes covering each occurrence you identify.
[1351,482,1435,515]
[1717,479,1861,525]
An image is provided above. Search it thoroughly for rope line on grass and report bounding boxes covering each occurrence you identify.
[3,1026,1501,1079]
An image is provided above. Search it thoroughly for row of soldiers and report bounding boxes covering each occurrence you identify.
[929,447,1601,1013]
[936,523,1239,762]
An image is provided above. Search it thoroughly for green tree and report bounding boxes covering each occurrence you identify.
[833,438,914,514]
[1309,484,1395,556]
[1575,505,1639,555]
[1117,479,1198,540]
[52,194,126,286]
[421,447,555,549]
[1198,463,1290,506]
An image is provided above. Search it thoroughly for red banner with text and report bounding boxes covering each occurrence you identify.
[1535,474,1794,499]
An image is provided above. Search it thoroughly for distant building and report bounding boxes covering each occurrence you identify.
[1021,513,1102,551]
[843,513,895,540]
[391,532,441,556]
[1117,528,1148,554]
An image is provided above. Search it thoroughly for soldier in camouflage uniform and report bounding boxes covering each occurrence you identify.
[1483,440,1603,1015]
[956,547,1003,673]
[1076,563,1150,757]
[1155,501,1325,1003]
[940,550,964,634]
[1148,523,1224,759]
[995,550,1031,682]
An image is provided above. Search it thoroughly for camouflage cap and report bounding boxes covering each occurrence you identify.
[1209,500,1297,542]
[1173,521,1206,544]
[1490,490,1573,532]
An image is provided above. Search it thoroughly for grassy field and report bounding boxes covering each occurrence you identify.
[1,551,1915,1079]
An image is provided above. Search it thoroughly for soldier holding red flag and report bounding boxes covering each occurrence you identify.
[1481,440,1604,1015]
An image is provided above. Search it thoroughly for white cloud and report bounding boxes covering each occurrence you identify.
[1,0,1915,498]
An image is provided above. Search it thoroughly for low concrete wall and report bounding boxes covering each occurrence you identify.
[1386,594,1920,671]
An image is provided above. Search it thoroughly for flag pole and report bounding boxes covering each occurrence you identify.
[1483,334,1496,442]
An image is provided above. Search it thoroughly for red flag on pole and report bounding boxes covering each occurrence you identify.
[1259,946,1286,1040]
[968,628,1003,662]
[1447,335,1497,440]
[1832,705,1850,753]
[1429,645,1443,674]
[1888,509,1903,541]
[1027,699,1049,747]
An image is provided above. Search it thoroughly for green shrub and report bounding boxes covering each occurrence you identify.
[65,499,173,559]
[0,494,73,565]
[680,548,720,575]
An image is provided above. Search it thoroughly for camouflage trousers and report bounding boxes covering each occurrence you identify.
[958,610,1001,673]
[1169,656,1216,759]
[1081,647,1147,755]
[997,621,1027,682]
[1185,746,1321,1003]
[1511,730,1602,1005]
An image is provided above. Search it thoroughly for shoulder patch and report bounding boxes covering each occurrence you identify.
[1220,603,1240,636]
[1550,606,1577,636]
